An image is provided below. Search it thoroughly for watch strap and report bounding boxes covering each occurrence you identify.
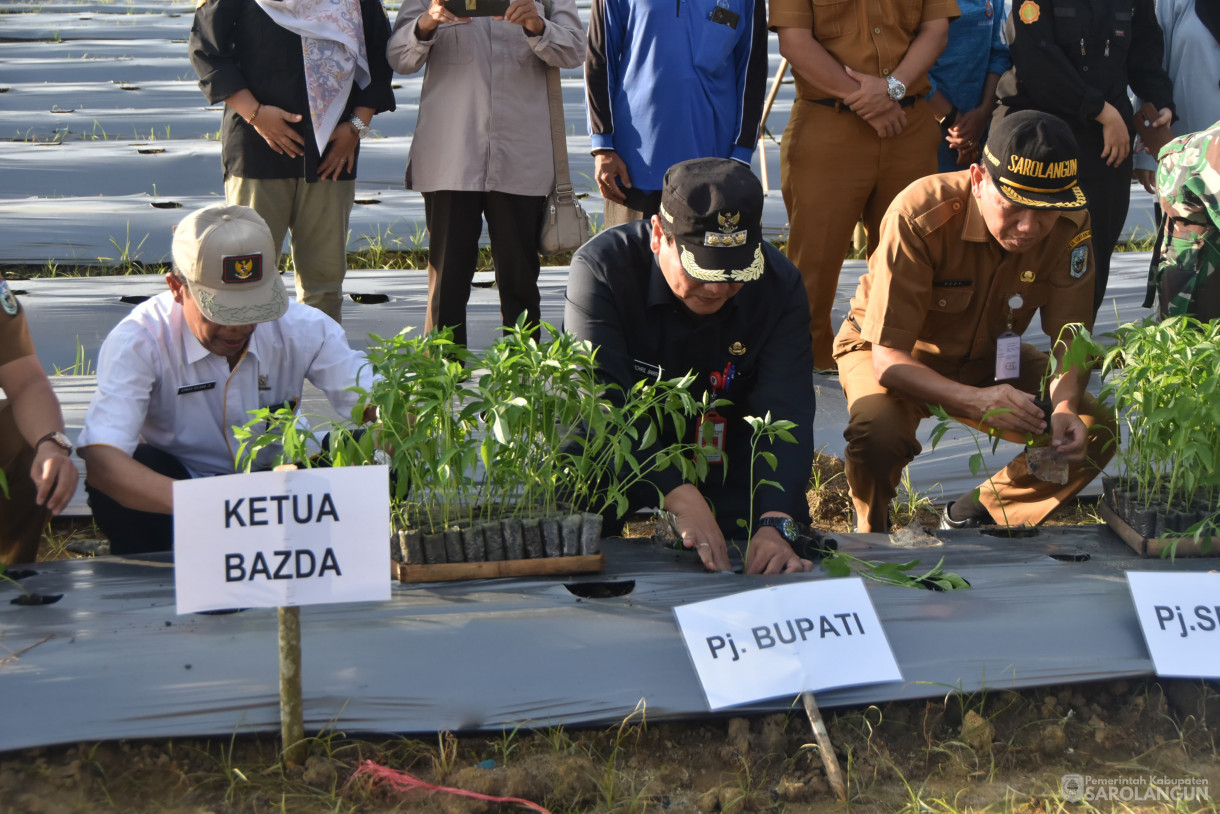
[757,516,796,541]
[36,431,73,455]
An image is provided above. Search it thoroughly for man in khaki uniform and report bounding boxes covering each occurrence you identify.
[833,110,1116,532]
[771,0,958,370]
[0,280,79,564]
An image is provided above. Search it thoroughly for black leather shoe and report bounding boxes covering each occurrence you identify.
[938,501,992,530]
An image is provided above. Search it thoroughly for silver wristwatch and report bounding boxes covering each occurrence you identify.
[885,74,906,101]
[348,115,370,139]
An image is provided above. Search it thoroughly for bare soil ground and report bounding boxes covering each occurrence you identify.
[5,456,1217,813]
[2,677,1217,813]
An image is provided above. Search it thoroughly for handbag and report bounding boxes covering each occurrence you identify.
[539,62,593,254]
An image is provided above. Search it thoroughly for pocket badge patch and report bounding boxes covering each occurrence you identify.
[1018,0,1040,23]
[1070,245,1089,278]
[222,254,262,284]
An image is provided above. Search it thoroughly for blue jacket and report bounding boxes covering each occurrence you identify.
[585,0,768,193]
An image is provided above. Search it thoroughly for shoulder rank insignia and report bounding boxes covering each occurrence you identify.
[0,279,19,316]
[1018,0,1040,23]
[1070,245,1089,278]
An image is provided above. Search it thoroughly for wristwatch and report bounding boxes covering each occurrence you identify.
[757,516,810,544]
[757,516,836,557]
[348,115,370,139]
[36,431,73,456]
[885,74,907,102]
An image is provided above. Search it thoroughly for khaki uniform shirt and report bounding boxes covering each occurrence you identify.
[768,0,960,100]
[1,282,35,368]
[833,170,1095,378]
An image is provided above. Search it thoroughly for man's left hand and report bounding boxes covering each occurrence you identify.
[842,67,896,121]
[319,122,361,181]
[1049,409,1087,462]
[745,525,813,575]
[31,444,79,516]
[496,0,544,35]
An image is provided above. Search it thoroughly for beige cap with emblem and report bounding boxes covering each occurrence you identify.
[171,203,288,326]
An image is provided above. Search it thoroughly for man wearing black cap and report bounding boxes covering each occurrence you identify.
[565,158,816,574]
[833,110,1117,533]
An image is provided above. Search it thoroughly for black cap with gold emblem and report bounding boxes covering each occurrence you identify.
[982,110,1088,210]
[658,158,765,284]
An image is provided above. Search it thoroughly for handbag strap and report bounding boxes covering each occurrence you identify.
[545,68,573,195]
[538,0,574,197]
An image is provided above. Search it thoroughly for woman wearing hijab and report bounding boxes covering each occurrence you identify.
[386,0,584,346]
[1133,0,1220,194]
[189,0,396,323]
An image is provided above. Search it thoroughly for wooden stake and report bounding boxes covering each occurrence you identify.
[801,692,847,801]
[278,605,306,765]
[757,57,789,193]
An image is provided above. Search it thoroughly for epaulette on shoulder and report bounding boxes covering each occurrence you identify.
[909,198,962,238]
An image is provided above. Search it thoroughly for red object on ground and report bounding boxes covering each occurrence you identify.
[348,760,552,813]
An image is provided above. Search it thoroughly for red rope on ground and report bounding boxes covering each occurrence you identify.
[349,760,552,813]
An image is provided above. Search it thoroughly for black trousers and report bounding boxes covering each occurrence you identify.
[422,190,547,346]
[88,433,391,556]
[86,444,189,556]
[1073,124,1134,317]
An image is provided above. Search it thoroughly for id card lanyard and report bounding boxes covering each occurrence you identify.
[995,293,1023,380]
[695,362,734,465]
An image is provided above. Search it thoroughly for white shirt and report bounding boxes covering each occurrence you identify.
[79,292,373,477]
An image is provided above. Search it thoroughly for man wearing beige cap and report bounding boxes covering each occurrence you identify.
[833,110,1117,533]
[79,204,375,555]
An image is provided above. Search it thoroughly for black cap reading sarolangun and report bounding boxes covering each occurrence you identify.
[658,158,765,283]
[982,110,1088,210]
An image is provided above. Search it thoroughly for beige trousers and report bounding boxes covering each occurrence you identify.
[225,176,355,323]
[837,344,1118,532]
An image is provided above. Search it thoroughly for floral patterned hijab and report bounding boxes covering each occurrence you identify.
[256,0,371,152]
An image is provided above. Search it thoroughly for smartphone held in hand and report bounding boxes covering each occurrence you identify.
[442,0,510,16]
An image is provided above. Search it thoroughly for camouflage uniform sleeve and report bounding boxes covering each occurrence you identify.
[1151,124,1220,317]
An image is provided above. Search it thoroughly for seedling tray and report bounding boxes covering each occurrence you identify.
[1098,498,1220,558]
[394,553,605,583]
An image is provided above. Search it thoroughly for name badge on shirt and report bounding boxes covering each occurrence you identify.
[995,332,1020,381]
[633,359,663,380]
[178,381,217,395]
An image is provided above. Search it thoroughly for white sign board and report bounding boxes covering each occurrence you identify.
[1127,571,1220,678]
[173,466,391,614]
[673,578,902,710]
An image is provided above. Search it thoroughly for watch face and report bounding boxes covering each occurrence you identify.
[761,517,796,542]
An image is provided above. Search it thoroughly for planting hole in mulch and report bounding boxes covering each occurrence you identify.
[348,292,390,305]
[120,295,150,305]
[564,580,635,599]
[1049,551,1091,562]
[4,569,37,581]
[980,526,1040,539]
[137,148,165,154]
[354,198,381,205]
[11,593,63,606]
[149,200,181,209]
